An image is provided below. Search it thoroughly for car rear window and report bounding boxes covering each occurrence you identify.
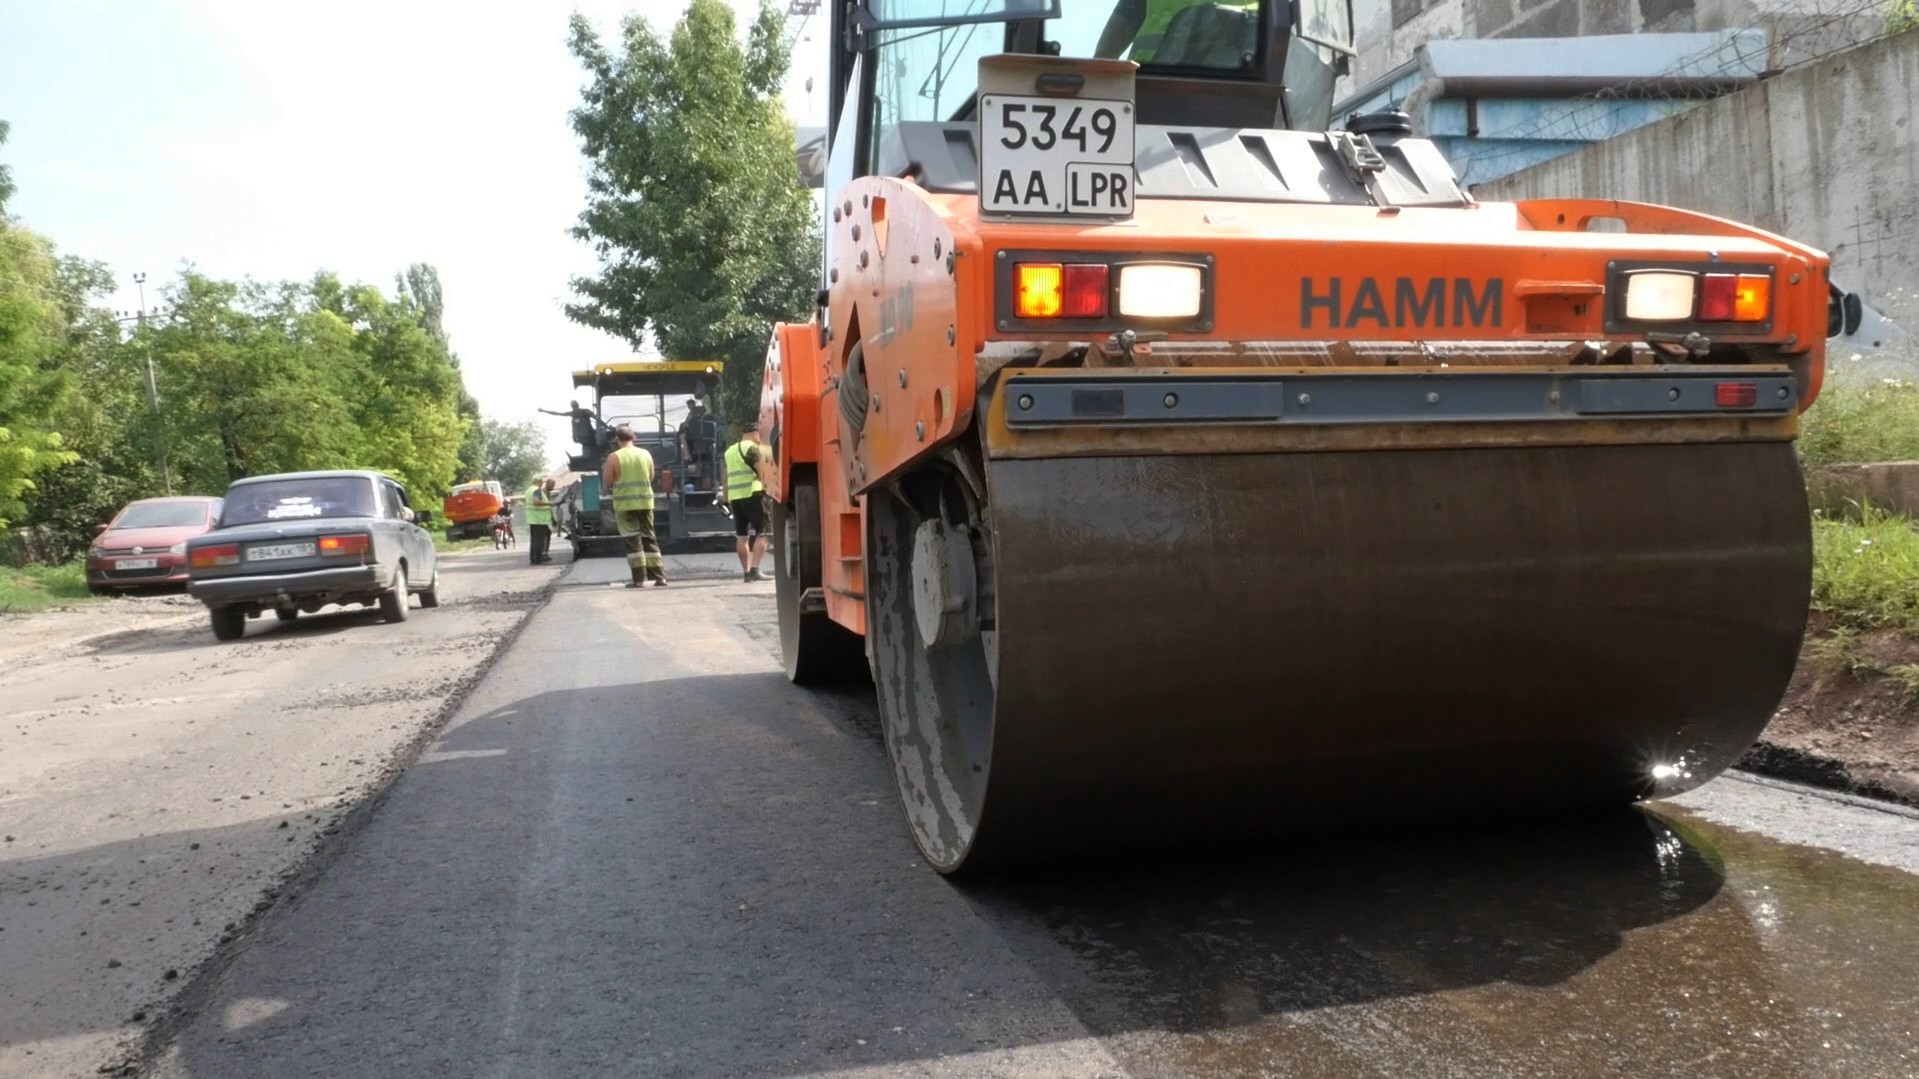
[222,478,377,526]
[114,502,210,528]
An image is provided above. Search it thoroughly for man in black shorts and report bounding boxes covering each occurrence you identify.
[722,421,771,582]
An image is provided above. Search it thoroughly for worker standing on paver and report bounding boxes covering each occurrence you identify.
[524,479,556,565]
[722,421,770,583]
[602,426,667,588]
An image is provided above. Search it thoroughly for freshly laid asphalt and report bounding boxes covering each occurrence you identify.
[10,549,1919,1077]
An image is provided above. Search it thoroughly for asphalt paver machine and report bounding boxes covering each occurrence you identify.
[762,0,1842,873]
[552,361,731,557]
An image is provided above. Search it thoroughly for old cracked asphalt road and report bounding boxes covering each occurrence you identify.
[8,546,1919,1077]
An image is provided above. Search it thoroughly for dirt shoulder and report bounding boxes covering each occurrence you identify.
[1746,617,1919,806]
[0,548,561,1079]
[0,592,203,666]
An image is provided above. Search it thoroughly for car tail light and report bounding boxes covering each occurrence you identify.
[318,534,371,557]
[189,544,240,569]
[1716,381,1758,408]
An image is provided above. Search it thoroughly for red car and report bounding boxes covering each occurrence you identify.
[86,496,226,593]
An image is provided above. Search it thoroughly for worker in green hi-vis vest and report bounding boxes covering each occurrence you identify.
[1095,0,1260,69]
[600,425,667,588]
[524,478,556,566]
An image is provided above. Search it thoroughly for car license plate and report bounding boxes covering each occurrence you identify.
[247,542,316,562]
[115,558,159,571]
[980,93,1135,219]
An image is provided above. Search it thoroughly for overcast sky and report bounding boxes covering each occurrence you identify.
[0,0,830,464]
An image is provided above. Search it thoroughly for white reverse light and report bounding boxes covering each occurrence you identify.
[1117,264,1204,319]
[1623,271,1697,322]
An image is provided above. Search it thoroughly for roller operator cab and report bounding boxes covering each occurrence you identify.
[762,0,1833,875]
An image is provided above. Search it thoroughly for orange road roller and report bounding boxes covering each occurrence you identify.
[760,0,1833,873]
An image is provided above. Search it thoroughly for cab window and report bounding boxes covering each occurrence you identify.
[864,1,1274,173]
[867,17,1005,173]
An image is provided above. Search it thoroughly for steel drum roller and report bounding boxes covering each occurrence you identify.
[869,433,1811,873]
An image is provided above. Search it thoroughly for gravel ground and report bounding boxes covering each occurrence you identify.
[0,546,562,1078]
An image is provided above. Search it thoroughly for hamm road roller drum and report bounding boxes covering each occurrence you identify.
[865,378,1812,873]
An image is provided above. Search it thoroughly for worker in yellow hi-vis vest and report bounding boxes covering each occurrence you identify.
[524,478,556,565]
[601,425,667,588]
[721,420,770,583]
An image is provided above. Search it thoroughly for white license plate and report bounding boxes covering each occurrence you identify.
[115,558,159,571]
[247,542,316,562]
[980,93,1135,218]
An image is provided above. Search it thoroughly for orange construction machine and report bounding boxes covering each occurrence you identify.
[442,480,506,542]
[763,0,1838,874]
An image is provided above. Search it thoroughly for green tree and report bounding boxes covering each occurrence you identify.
[143,269,472,503]
[19,256,163,559]
[479,418,550,492]
[566,0,818,426]
[0,220,79,528]
[0,120,15,214]
[1893,0,1919,34]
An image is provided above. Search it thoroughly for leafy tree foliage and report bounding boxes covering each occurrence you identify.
[0,250,484,554]
[479,418,551,493]
[0,220,79,528]
[0,134,523,561]
[144,270,469,500]
[566,0,818,427]
[0,120,14,213]
[18,257,160,559]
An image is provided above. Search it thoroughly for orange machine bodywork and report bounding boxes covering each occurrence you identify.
[443,482,505,527]
[763,178,1831,644]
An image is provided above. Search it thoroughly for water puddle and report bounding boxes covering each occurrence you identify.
[968,808,1919,1077]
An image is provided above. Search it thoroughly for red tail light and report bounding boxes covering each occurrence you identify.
[1060,264,1110,318]
[189,544,240,569]
[318,534,371,557]
[1700,273,1771,322]
[1715,382,1758,408]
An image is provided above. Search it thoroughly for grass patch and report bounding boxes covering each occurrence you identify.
[432,534,494,554]
[1799,376,1919,468]
[0,560,97,614]
[1803,625,1878,676]
[1811,508,1919,634]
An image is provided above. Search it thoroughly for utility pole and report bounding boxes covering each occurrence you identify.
[131,273,173,495]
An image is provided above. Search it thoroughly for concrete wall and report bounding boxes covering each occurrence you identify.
[1345,0,1887,99]
[1474,29,1919,312]
[1806,462,1919,519]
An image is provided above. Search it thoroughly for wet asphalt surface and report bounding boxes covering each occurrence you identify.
[103,550,1919,1078]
